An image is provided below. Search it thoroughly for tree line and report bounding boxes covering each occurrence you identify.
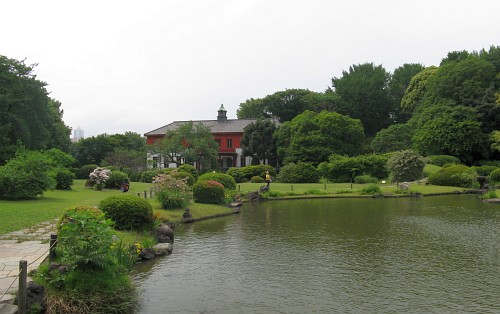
[239,46,500,166]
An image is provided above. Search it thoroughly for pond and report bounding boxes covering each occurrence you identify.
[133,195,499,313]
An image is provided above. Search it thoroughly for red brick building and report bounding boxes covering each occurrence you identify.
[144,105,257,170]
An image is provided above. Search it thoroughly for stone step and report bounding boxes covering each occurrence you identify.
[0,303,17,314]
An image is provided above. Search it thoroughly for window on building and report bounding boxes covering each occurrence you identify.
[152,157,158,168]
[240,157,246,167]
[227,138,233,148]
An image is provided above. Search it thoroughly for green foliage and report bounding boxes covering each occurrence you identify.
[198,172,237,190]
[226,165,276,182]
[0,150,55,199]
[104,170,129,189]
[490,168,500,182]
[277,162,319,183]
[411,104,488,163]
[360,184,382,195]
[54,168,75,190]
[170,171,195,186]
[193,180,225,204]
[241,119,279,166]
[319,154,389,182]
[387,150,425,183]
[388,63,426,123]
[76,164,99,179]
[482,190,498,199]
[401,66,438,113]
[99,195,154,230]
[371,124,414,153]
[331,62,392,136]
[0,56,71,164]
[275,110,364,164]
[250,176,265,183]
[179,164,198,180]
[428,164,478,188]
[424,155,461,167]
[354,175,379,184]
[57,208,116,270]
[423,164,442,177]
[140,169,161,183]
[471,165,498,176]
[153,172,192,209]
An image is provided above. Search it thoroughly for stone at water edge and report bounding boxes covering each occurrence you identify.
[153,243,173,255]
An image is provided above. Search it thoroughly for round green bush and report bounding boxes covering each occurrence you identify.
[178,164,198,180]
[193,180,225,204]
[490,168,500,183]
[428,164,478,188]
[105,170,129,189]
[226,165,276,183]
[472,165,498,177]
[55,168,75,190]
[277,162,319,183]
[198,172,236,190]
[250,176,265,183]
[140,170,161,183]
[99,195,153,230]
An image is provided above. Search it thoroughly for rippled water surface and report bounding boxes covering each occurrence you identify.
[133,195,499,313]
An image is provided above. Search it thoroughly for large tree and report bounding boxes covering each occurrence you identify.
[275,110,364,165]
[241,119,278,166]
[0,55,71,163]
[388,63,425,123]
[371,124,414,153]
[331,63,392,136]
[161,122,219,170]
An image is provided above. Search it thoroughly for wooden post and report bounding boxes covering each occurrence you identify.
[149,188,153,198]
[238,185,240,192]
[137,193,140,197]
[49,234,57,261]
[144,191,147,199]
[324,182,327,190]
[19,260,27,314]
[291,185,293,191]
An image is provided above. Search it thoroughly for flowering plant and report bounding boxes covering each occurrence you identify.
[89,167,111,185]
[153,172,192,209]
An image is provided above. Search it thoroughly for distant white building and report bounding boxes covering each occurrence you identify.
[71,127,84,142]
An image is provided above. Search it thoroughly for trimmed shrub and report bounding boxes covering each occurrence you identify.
[54,168,75,190]
[424,155,460,167]
[354,175,378,184]
[140,169,161,183]
[320,154,389,183]
[251,176,265,183]
[99,195,154,230]
[76,164,99,179]
[198,172,236,190]
[472,165,498,176]
[277,162,319,183]
[193,180,225,204]
[178,164,198,180]
[490,168,500,183]
[428,164,478,188]
[226,165,276,183]
[104,170,130,189]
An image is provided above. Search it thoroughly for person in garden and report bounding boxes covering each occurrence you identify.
[265,171,272,186]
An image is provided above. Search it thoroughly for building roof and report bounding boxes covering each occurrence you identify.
[144,118,257,136]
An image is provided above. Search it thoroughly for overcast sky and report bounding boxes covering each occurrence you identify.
[2,0,499,137]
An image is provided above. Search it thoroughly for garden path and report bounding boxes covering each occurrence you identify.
[0,219,57,305]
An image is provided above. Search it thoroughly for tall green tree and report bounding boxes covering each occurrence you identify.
[275,110,364,165]
[331,63,392,136]
[388,63,425,123]
[161,122,219,169]
[371,124,414,153]
[0,55,71,164]
[241,119,278,166]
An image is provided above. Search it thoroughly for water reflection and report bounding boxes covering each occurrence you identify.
[133,195,499,313]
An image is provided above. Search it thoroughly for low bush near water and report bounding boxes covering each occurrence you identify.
[360,184,382,195]
[277,162,319,183]
[428,164,478,188]
[198,172,236,190]
[193,180,225,204]
[490,168,500,183]
[99,195,154,230]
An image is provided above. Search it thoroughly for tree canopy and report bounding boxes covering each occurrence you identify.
[241,119,278,166]
[0,55,71,164]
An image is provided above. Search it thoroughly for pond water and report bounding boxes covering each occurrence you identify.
[133,195,499,313]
